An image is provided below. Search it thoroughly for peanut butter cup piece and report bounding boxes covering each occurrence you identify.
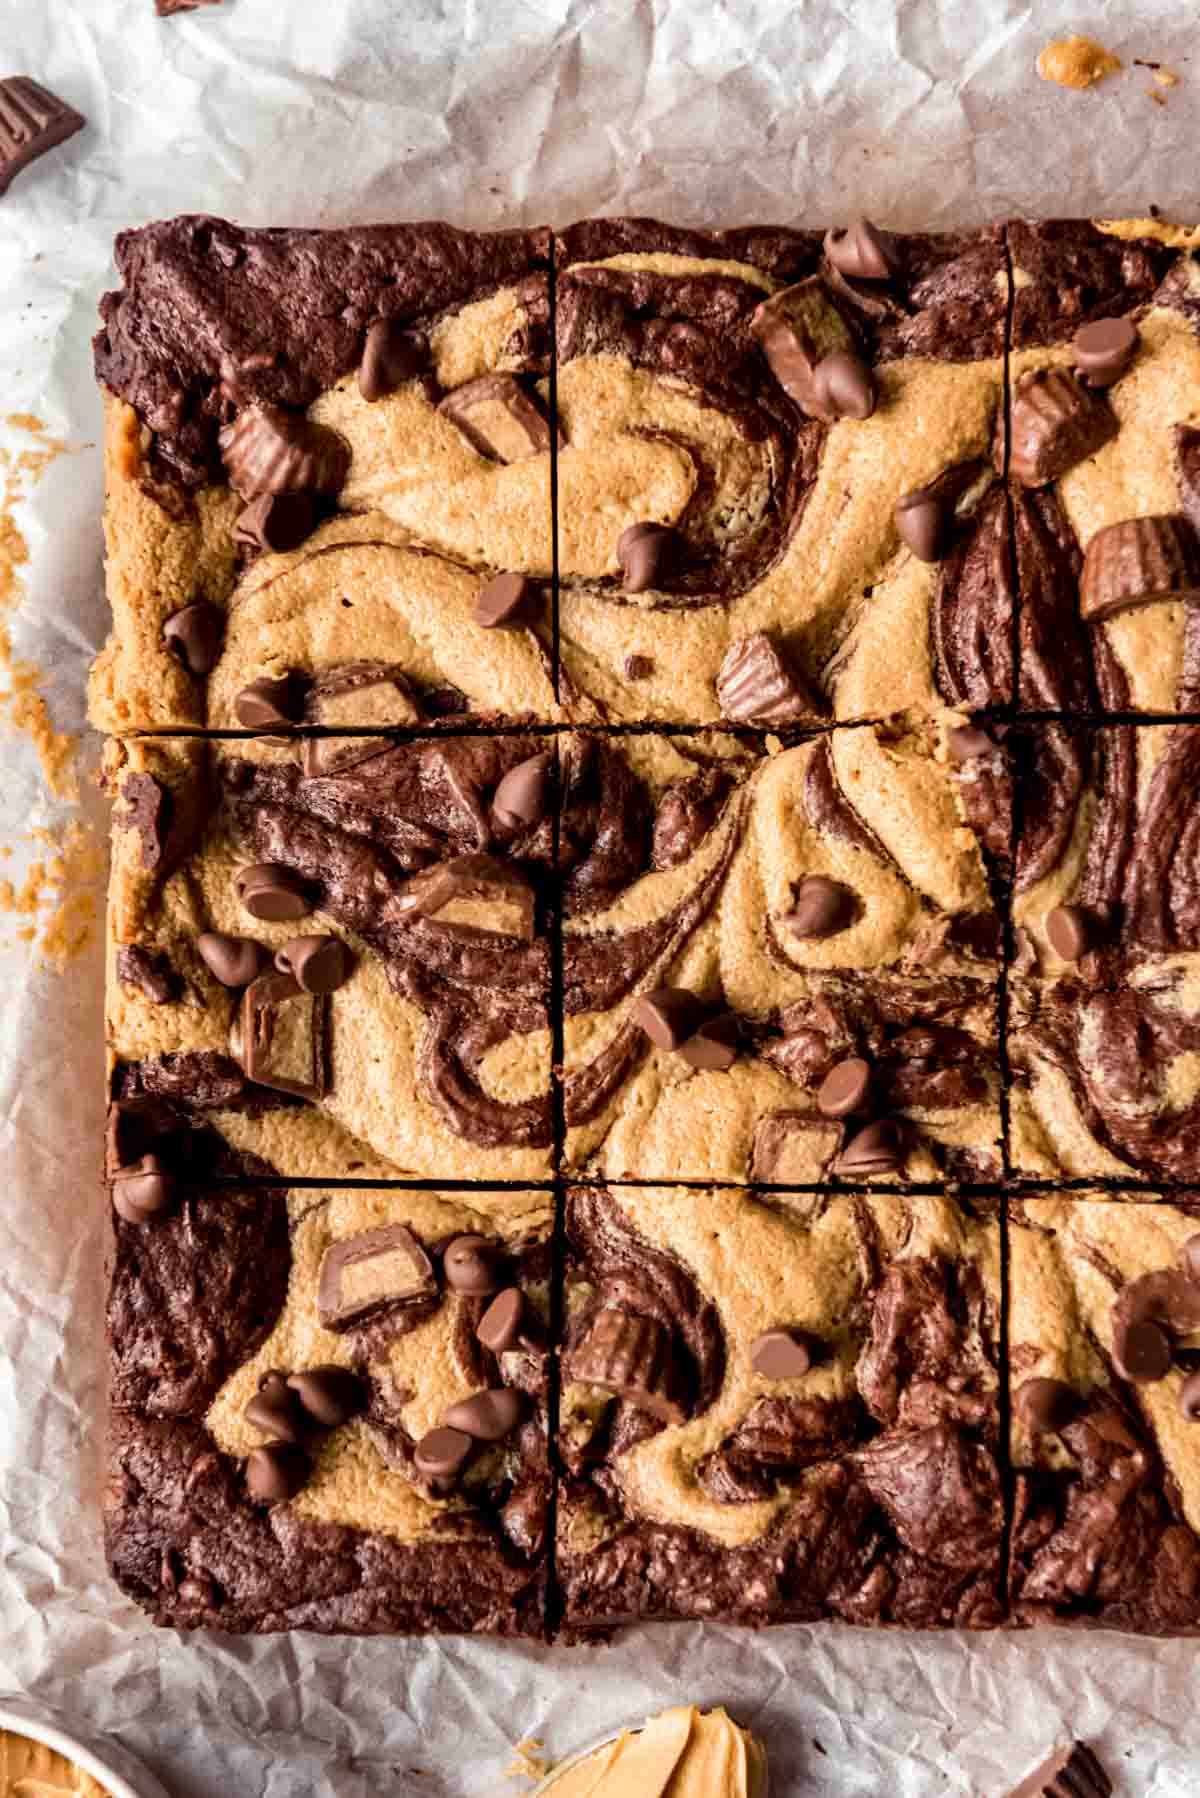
[716,631,816,724]
[817,1056,872,1117]
[317,1223,436,1329]
[1073,315,1138,387]
[750,1328,814,1379]
[358,319,428,401]
[232,970,325,1100]
[0,78,84,198]
[617,522,678,593]
[1079,513,1200,621]
[196,932,267,988]
[749,276,859,418]
[1006,367,1117,487]
[163,602,224,675]
[439,373,559,461]
[245,1442,310,1504]
[566,1307,686,1424]
[783,875,857,940]
[219,403,349,499]
[443,1388,526,1442]
[395,853,535,941]
[1014,1377,1079,1435]
[631,986,708,1052]
[286,1366,366,1429]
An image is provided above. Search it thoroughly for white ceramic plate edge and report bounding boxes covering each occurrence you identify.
[0,1699,173,1798]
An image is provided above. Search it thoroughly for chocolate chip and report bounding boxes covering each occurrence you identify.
[1009,1741,1112,1798]
[443,1388,526,1442]
[1179,1371,1200,1422]
[1113,1316,1173,1383]
[817,1056,872,1117]
[1079,513,1200,622]
[631,986,708,1052]
[716,631,816,724]
[1007,368,1117,487]
[823,218,897,282]
[749,276,861,419]
[477,1287,525,1354]
[443,1234,506,1296]
[274,935,352,994]
[783,875,857,940]
[234,492,315,555]
[617,522,678,593]
[414,1425,473,1489]
[0,79,85,199]
[232,970,325,1100]
[677,1011,740,1071]
[235,863,314,922]
[1180,1234,1200,1282]
[808,350,877,421]
[1073,315,1138,387]
[233,673,305,729]
[196,931,267,987]
[476,570,535,628]
[894,490,945,563]
[439,374,559,462]
[111,1157,177,1225]
[750,1328,813,1379]
[286,1366,366,1429]
[245,1442,310,1504]
[565,1307,686,1423]
[219,403,349,500]
[358,320,428,402]
[624,654,654,680]
[317,1223,436,1329]
[492,752,552,830]
[162,602,224,675]
[836,1117,905,1175]
[1014,1376,1079,1434]
[244,1372,307,1444]
[1045,903,1105,962]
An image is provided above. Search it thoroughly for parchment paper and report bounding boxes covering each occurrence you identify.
[1,1,1198,1792]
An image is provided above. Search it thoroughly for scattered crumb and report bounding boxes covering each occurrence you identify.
[504,1739,548,1781]
[1154,67,1179,87]
[1148,87,1168,105]
[1037,35,1122,90]
[0,818,104,969]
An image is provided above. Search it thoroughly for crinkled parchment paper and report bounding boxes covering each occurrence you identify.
[0,1,1198,1793]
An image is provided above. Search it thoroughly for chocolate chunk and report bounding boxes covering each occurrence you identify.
[1180,1371,1200,1421]
[443,1234,506,1296]
[443,1388,526,1441]
[1014,1377,1079,1434]
[274,935,352,994]
[414,1425,473,1491]
[837,1117,905,1175]
[162,602,224,675]
[219,404,349,499]
[477,1288,525,1354]
[358,319,428,401]
[808,350,877,421]
[817,1056,872,1118]
[1079,513,1200,621]
[1113,1317,1172,1383]
[1180,1234,1200,1282]
[196,931,267,988]
[438,374,559,462]
[245,1442,310,1504]
[300,663,420,772]
[749,276,860,418]
[677,1011,740,1071]
[1005,1741,1112,1798]
[395,853,534,941]
[233,673,305,729]
[492,752,552,829]
[0,79,84,198]
[286,1366,366,1428]
[617,522,678,593]
[1073,315,1138,387]
[116,945,176,1006]
[624,654,654,680]
[317,1223,436,1329]
[234,492,315,555]
[566,1307,685,1423]
[751,1112,844,1183]
[631,986,708,1052]
[1006,368,1118,487]
[823,218,897,282]
[750,1328,813,1379]
[244,1372,306,1444]
[716,631,815,724]
[111,1157,177,1226]
[1045,903,1106,962]
[232,970,325,1100]
[235,863,314,922]
[119,774,172,872]
[783,875,857,940]
[476,570,535,628]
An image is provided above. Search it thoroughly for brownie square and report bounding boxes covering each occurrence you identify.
[1008,1191,1200,1633]
[106,1170,552,1634]
[104,730,554,1183]
[563,727,1004,1183]
[557,1184,1004,1633]
[89,215,557,732]
[554,217,1011,726]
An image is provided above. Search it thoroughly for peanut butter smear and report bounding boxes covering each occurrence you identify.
[1036,35,1122,90]
[544,1707,767,1798]
[0,1730,109,1798]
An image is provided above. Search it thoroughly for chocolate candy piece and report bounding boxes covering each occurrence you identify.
[625,653,654,680]
[783,875,857,940]
[476,570,535,629]
[301,664,420,773]
[750,1328,813,1379]
[119,773,171,871]
[232,970,326,1100]
[443,1234,506,1296]
[274,935,352,994]
[817,1056,872,1118]
[808,350,877,421]
[196,931,267,988]
[749,276,859,418]
[1079,513,1200,622]
[1180,1371,1200,1421]
[1014,1376,1079,1434]
[233,673,305,729]
[162,602,224,675]
[1073,315,1138,387]
[111,1156,176,1225]
[358,320,428,401]
[823,218,897,282]
[317,1223,436,1329]
[245,1372,307,1443]
[439,374,559,462]
[492,753,552,830]
[567,1307,685,1423]
[477,1287,525,1354]
[286,1366,366,1429]
[632,986,708,1052]
[414,1425,473,1490]
[115,945,176,1005]
[677,1011,740,1071]
[395,854,534,941]
[837,1117,905,1175]
[443,1388,526,1442]
[1007,367,1118,487]
[219,403,349,499]
[234,492,315,556]
[1005,1740,1111,1798]
[1180,1234,1200,1281]
[245,1442,310,1504]
[716,631,815,724]
[1045,903,1105,962]
[0,78,85,198]
[617,522,678,593]
[235,863,314,922]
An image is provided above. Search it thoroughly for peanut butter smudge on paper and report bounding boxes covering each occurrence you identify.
[1037,35,1122,90]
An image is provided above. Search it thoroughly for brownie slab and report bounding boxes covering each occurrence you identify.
[104,730,554,1183]
[554,217,1011,726]
[88,215,558,732]
[107,1167,552,1634]
[558,1184,1003,1633]
[563,727,1004,1182]
[1009,1192,1200,1633]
